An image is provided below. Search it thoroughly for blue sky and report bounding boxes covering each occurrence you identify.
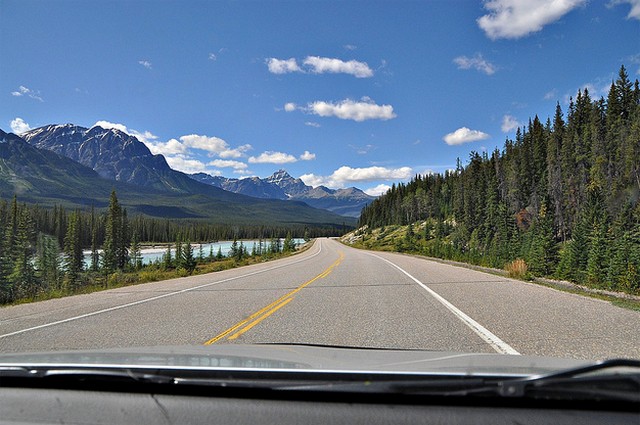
[2,0,639,195]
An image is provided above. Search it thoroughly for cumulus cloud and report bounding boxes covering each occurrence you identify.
[165,156,207,174]
[138,60,152,69]
[453,54,497,75]
[11,85,44,102]
[91,120,160,145]
[501,115,521,132]
[145,138,187,156]
[364,184,392,196]
[179,134,230,153]
[609,0,640,20]
[267,56,373,77]
[208,159,248,171]
[219,144,252,159]
[302,56,373,78]
[443,127,490,145]
[477,0,586,40]
[287,98,396,122]
[301,166,412,188]
[299,150,316,161]
[266,58,301,74]
[284,102,298,112]
[248,151,298,164]
[10,117,31,134]
[93,120,130,133]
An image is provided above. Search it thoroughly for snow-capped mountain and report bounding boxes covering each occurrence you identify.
[190,170,375,218]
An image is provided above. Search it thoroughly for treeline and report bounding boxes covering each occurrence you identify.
[359,65,640,293]
[0,190,320,304]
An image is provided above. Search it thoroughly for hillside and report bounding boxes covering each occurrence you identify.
[191,169,375,217]
[0,129,355,226]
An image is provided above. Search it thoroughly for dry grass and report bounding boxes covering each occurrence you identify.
[505,258,528,279]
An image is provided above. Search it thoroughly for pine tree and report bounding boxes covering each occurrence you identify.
[102,191,122,273]
[64,211,84,290]
[10,208,37,299]
[181,240,196,274]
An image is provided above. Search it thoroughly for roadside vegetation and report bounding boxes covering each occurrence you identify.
[355,65,640,297]
[0,190,314,306]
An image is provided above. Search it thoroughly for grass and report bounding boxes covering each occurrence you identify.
[6,246,311,307]
[342,225,640,312]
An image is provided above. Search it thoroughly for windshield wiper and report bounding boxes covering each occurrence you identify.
[271,359,640,405]
[494,358,640,403]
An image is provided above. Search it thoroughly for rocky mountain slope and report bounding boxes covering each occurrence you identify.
[190,169,375,217]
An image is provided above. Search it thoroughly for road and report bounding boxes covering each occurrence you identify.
[0,238,638,360]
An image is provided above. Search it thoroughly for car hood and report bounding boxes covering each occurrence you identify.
[0,344,591,377]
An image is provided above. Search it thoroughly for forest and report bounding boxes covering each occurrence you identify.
[359,65,640,294]
[0,190,326,305]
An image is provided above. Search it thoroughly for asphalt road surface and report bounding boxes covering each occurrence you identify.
[1,238,638,360]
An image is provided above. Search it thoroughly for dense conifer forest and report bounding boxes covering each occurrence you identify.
[359,66,640,294]
[0,190,330,304]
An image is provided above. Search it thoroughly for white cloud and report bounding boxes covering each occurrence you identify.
[304,121,321,128]
[544,89,558,100]
[266,58,301,74]
[219,144,252,159]
[179,134,230,153]
[93,120,130,133]
[364,184,392,196]
[501,115,521,132]
[138,60,152,69]
[299,150,316,161]
[609,0,640,20]
[301,166,413,189]
[453,54,497,75]
[284,102,298,112]
[267,56,373,78]
[11,85,44,102]
[477,0,586,40]
[302,56,373,78]
[443,127,490,145]
[92,120,161,147]
[294,98,396,122]
[208,53,217,61]
[208,159,248,170]
[248,151,298,164]
[145,138,187,156]
[165,156,207,174]
[10,117,31,134]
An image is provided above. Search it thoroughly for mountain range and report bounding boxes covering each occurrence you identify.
[1,125,356,227]
[190,170,374,218]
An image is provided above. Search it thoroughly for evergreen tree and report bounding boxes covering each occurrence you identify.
[181,240,196,274]
[64,211,84,290]
[10,208,37,299]
[102,191,122,273]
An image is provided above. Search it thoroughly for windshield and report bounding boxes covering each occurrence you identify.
[0,0,639,376]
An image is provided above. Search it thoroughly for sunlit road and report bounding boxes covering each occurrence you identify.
[0,238,638,360]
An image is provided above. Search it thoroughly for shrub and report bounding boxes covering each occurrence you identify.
[505,259,528,280]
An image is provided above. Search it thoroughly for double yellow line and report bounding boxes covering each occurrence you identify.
[204,252,344,345]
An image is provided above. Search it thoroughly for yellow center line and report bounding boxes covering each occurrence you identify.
[228,297,294,340]
[204,251,344,345]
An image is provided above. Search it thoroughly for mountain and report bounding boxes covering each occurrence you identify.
[0,129,354,226]
[22,124,233,198]
[190,169,375,218]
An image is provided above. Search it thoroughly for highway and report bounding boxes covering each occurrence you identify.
[0,238,638,360]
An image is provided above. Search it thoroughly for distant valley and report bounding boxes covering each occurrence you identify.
[190,169,374,218]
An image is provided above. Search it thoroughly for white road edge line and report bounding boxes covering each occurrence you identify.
[0,240,324,340]
[369,253,520,355]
